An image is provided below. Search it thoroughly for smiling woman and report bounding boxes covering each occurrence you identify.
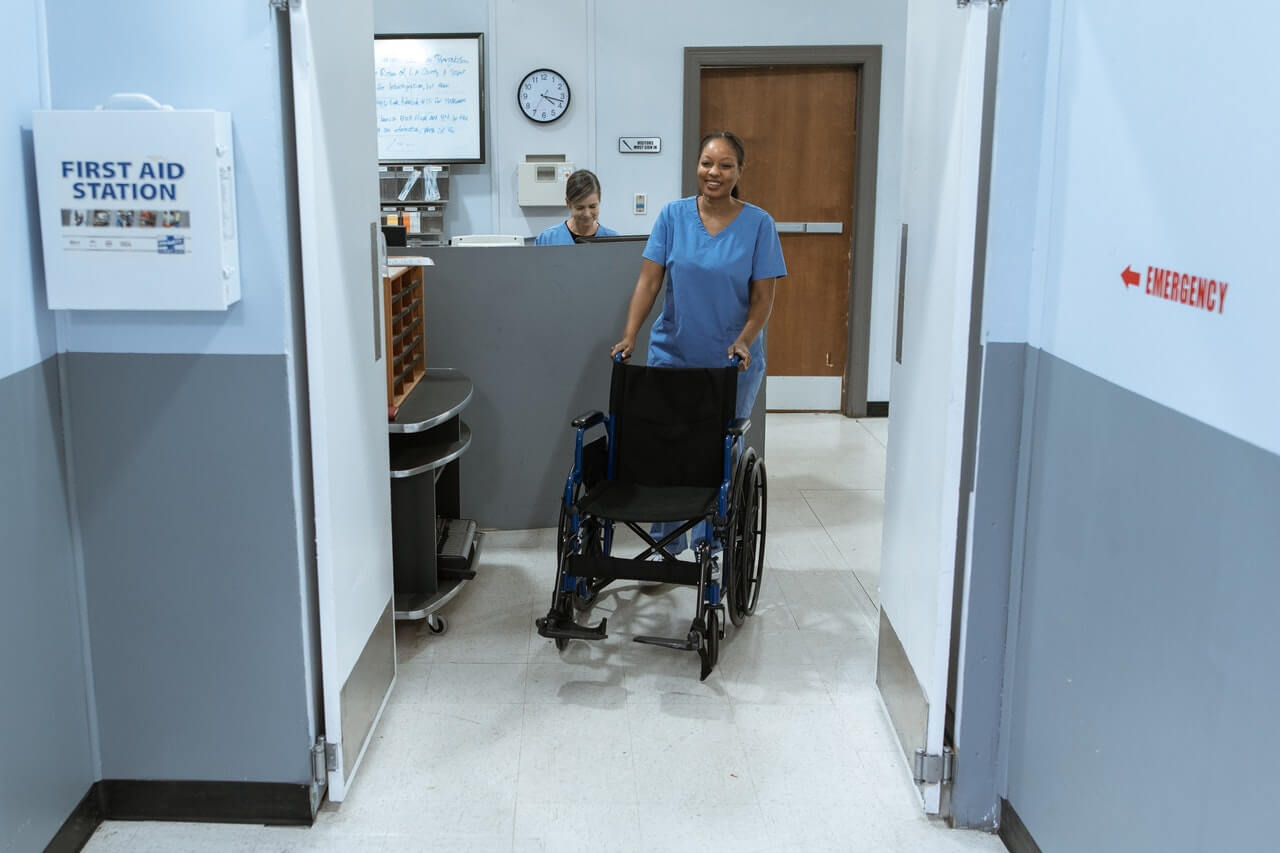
[610,130,788,555]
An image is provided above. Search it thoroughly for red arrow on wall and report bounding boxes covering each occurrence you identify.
[1121,265,1140,288]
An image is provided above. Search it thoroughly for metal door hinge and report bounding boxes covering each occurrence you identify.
[913,746,955,785]
[311,738,326,783]
[313,737,338,783]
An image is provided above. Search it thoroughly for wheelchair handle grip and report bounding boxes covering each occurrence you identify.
[729,354,743,367]
[613,351,627,363]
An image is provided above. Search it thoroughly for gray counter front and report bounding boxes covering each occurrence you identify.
[413,242,767,530]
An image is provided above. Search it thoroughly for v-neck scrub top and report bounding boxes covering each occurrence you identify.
[642,196,787,413]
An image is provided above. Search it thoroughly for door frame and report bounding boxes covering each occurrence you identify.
[682,45,882,418]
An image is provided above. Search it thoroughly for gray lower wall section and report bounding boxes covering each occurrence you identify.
[420,243,767,530]
[66,353,314,783]
[0,359,97,852]
[952,341,1026,828]
[1004,350,1280,851]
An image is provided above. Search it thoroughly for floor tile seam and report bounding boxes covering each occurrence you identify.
[621,699,646,809]
[842,568,879,613]
[792,495,848,551]
[510,700,531,851]
[797,487,886,494]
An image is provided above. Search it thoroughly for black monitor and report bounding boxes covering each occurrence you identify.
[381,225,407,248]
[587,234,648,244]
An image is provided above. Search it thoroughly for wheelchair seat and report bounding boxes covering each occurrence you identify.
[536,359,769,680]
[577,482,719,522]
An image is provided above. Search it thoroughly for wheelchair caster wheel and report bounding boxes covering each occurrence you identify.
[427,614,448,635]
[698,610,719,680]
[571,582,598,612]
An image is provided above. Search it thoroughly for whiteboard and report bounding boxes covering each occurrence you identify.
[374,33,485,164]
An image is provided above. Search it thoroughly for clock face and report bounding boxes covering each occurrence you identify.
[519,68,570,123]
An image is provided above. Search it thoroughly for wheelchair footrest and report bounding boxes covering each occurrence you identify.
[536,613,608,641]
[633,634,699,651]
[566,554,701,586]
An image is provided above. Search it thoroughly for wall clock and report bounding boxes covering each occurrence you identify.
[518,68,570,123]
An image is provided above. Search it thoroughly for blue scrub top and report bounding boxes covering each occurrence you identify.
[534,221,619,245]
[642,196,786,375]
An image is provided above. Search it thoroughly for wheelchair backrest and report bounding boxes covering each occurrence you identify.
[608,362,737,488]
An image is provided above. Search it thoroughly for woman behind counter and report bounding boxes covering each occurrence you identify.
[534,169,619,245]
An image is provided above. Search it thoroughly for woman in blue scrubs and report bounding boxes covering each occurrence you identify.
[610,131,787,554]
[534,169,619,244]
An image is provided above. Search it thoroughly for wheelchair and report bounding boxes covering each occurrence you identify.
[535,356,768,680]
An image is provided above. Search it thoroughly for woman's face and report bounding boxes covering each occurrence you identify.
[568,192,601,232]
[698,139,743,201]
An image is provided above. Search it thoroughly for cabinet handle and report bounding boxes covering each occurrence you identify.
[370,221,383,361]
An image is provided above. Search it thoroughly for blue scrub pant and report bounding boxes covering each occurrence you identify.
[650,363,764,556]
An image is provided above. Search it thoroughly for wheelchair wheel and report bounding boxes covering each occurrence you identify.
[729,453,768,620]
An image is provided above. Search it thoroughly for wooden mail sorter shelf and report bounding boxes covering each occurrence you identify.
[384,265,427,411]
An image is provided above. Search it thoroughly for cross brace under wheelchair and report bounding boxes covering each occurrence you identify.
[535,517,722,652]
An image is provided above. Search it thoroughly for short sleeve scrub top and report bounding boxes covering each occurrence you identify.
[642,197,787,418]
[534,222,619,245]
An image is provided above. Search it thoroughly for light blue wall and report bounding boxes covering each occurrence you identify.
[37,0,318,787]
[373,0,907,401]
[1,4,98,851]
[45,0,297,357]
[4,0,55,376]
[969,0,1280,846]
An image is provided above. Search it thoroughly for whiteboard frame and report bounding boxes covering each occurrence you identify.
[373,32,486,165]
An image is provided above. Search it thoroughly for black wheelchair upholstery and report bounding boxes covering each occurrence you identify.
[536,359,768,680]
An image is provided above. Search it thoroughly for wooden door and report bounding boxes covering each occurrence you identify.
[701,65,858,410]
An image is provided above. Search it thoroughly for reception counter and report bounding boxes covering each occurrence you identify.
[399,241,768,530]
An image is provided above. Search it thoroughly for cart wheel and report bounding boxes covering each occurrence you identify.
[734,457,767,617]
[698,609,720,681]
[427,614,448,635]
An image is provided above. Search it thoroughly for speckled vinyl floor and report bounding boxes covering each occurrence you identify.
[84,414,1005,853]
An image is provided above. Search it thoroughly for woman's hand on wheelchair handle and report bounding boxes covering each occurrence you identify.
[728,341,751,371]
[611,338,634,362]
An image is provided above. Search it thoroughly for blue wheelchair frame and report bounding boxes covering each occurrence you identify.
[538,354,762,680]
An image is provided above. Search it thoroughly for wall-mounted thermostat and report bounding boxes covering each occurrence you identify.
[32,96,240,310]
[517,154,574,206]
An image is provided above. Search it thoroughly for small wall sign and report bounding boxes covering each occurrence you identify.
[618,137,661,154]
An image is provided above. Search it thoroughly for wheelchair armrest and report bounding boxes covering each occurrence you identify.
[572,410,605,429]
[727,417,751,436]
